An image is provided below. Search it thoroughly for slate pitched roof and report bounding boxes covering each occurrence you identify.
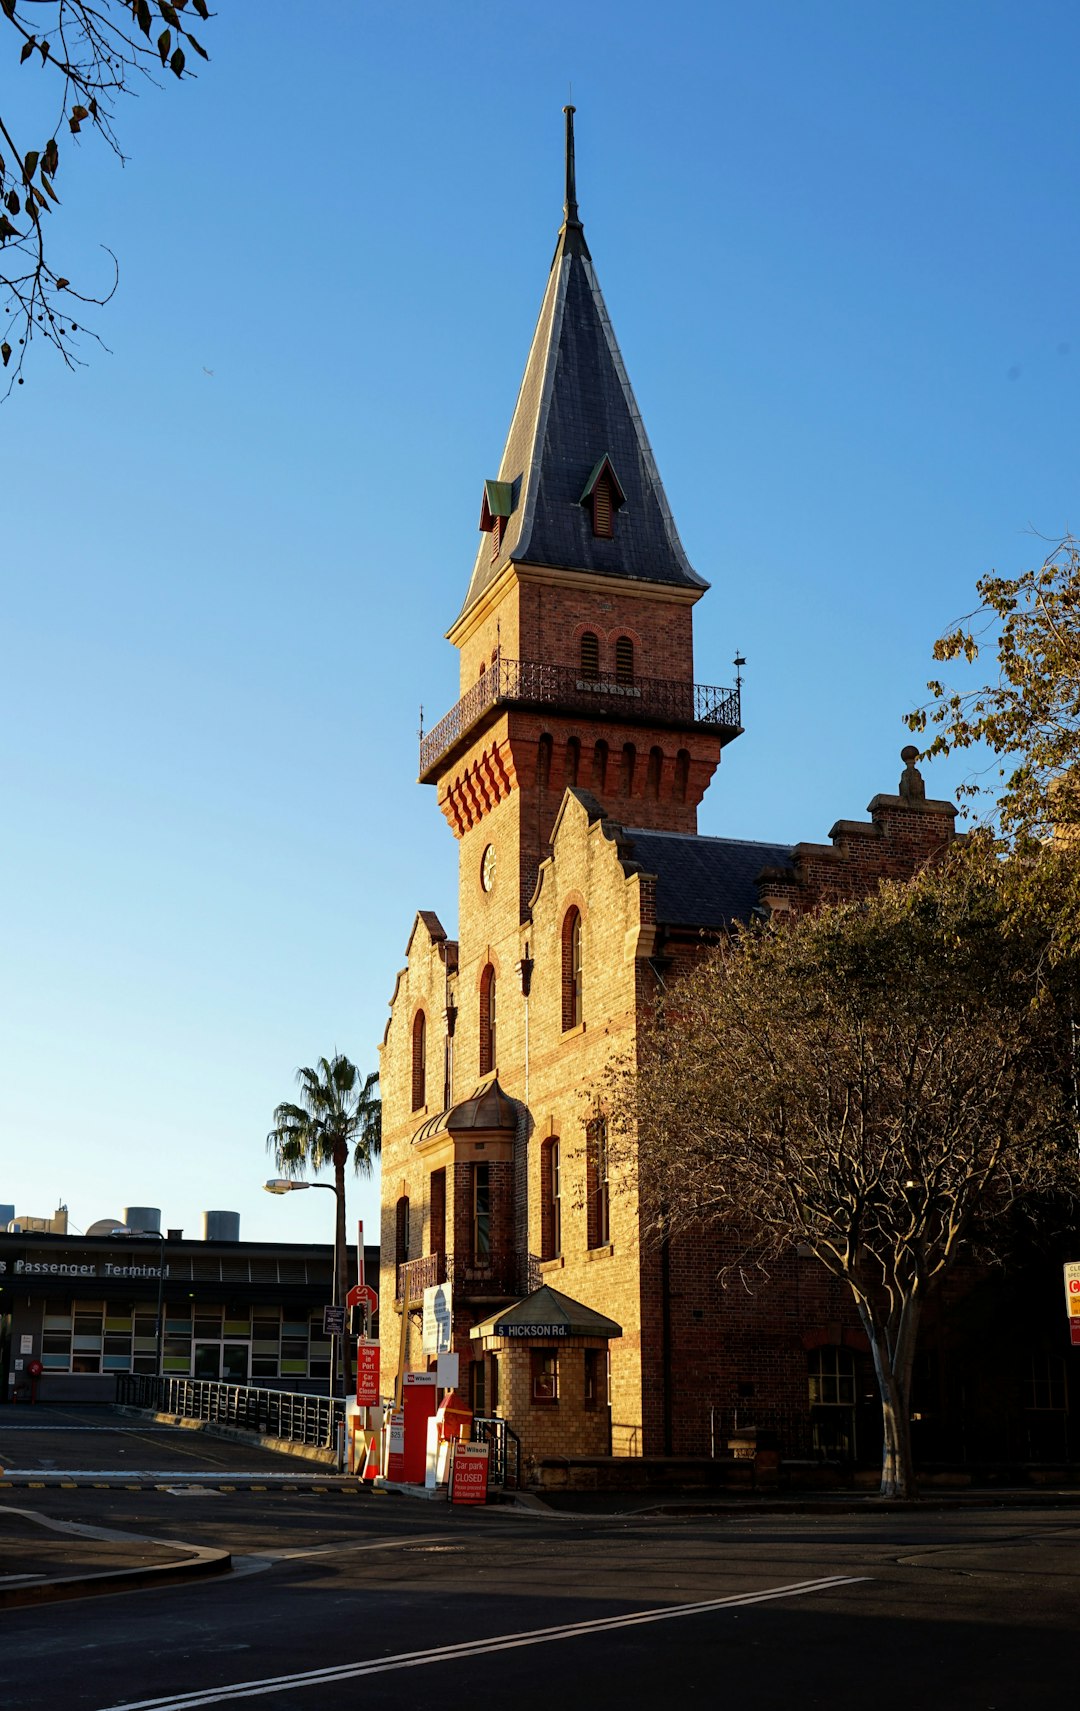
[457,114,707,624]
[622,828,795,929]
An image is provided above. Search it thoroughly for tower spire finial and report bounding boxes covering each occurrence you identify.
[563,103,580,228]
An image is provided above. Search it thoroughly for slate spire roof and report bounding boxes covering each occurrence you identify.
[457,108,707,623]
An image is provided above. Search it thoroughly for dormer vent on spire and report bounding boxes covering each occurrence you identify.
[580,455,625,540]
[479,479,514,560]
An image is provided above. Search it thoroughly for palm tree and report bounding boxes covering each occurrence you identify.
[266,1054,381,1390]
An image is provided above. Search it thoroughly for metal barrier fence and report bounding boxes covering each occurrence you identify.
[116,1373,345,1449]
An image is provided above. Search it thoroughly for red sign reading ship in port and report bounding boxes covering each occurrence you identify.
[356,1340,380,1407]
[450,1441,489,1505]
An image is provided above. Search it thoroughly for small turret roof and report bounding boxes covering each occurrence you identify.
[457,108,707,625]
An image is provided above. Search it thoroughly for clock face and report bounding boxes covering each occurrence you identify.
[481,843,496,893]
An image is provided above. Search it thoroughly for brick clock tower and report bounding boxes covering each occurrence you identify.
[420,105,741,934]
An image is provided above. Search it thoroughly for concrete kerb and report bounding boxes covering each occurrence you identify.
[111,1402,339,1466]
[0,1504,231,1609]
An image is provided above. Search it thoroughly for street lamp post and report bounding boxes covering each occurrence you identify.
[264,1180,346,1468]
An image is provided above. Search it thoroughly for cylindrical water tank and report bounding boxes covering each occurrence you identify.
[123,1206,161,1234]
[202,1210,240,1242]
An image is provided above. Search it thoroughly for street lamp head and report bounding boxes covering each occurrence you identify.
[264,1179,311,1194]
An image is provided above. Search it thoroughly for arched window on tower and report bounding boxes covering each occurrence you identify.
[591,739,609,792]
[411,1011,426,1111]
[562,907,583,1031]
[479,964,497,1075]
[620,742,636,796]
[646,745,663,798]
[615,636,635,684]
[536,733,553,789]
[675,749,690,803]
[566,736,581,786]
[580,632,600,681]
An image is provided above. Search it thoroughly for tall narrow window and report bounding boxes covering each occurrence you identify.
[473,1163,491,1256]
[674,748,690,803]
[531,1348,559,1404]
[541,1138,562,1260]
[620,742,636,796]
[562,907,583,1031]
[580,632,600,680]
[536,732,553,789]
[479,964,496,1075]
[646,745,663,799]
[614,636,634,684]
[583,1349,600,1410]
[587,1118,611,1249]
[411,1011,426,1111]
[566,736,581,786]
[591,739,608,791]
[395,1195,411,1268]
[429,1168,446,1261]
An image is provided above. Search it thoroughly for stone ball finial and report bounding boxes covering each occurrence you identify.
[899,745,925,801]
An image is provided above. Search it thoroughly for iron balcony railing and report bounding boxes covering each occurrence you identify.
[116,1373,345,1449]
[397,1249,541,1304]
[418,653,741,779]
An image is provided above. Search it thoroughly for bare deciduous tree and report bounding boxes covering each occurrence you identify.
[606,848,1079,1497]
[0,0,212,393]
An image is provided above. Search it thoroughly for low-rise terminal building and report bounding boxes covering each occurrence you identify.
[0,1209,378,1404]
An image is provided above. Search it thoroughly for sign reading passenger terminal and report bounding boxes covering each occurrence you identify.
[0,1258,167,1279]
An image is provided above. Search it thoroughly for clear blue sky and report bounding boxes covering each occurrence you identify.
[3,1,1077,1247]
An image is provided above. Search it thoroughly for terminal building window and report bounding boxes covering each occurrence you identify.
[37,1299,333,1382]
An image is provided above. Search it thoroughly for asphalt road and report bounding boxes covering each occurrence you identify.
[3,1480,1078,1711]
[3,1409,1078,1710]
[0,1403,329,1481]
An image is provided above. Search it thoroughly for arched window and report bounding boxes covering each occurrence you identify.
[566,735,581,786]
[479,964,496,1075]
[395,1195,411,1270]
[614,636,634,684]
[674,748,690,803]
[586,1118,610,1249]
[580,632,600,680]
[540,1137,561,1260]
[411,1011,426,1111]
[646,745,663,799]
[620,742,636,795]
[536,732,553,789]
[591,739,608,792]
[562,907,583,1031]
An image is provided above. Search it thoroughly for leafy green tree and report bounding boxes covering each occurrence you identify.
[605,847,1079,1498]
[267,1055,381,1389]
[0,0,213,392]
[908,536,1080,841]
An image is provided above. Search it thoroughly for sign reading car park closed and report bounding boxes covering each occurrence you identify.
[1064,1262,1080,1345]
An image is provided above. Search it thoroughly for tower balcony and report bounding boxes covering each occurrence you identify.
[418,655,741,783]
[396,1249,542,1306]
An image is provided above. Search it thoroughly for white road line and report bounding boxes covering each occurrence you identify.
[272,1531,458,1561]
[100,1575,868,1710]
